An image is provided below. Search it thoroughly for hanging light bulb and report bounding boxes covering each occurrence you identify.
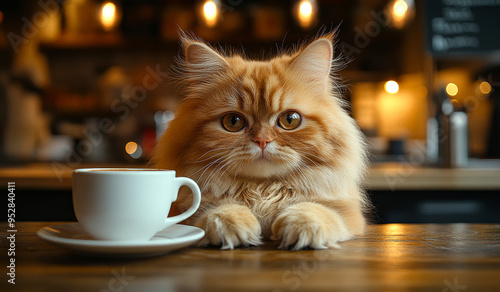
[384,80,399,94]
[393,0,409,21]
[295,0,318,30]
[201,0,220,27]
[385,0,415,29]
[100,2,121,32]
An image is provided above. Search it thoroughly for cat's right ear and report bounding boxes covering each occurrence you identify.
[182,39,229,75]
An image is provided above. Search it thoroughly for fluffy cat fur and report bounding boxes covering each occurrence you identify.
[152,33,369,250]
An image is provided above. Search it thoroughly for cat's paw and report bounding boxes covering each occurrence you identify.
[271,202,351,250]
[195,204,262,249]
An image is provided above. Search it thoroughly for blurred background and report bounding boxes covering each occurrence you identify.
[0,0,499,222]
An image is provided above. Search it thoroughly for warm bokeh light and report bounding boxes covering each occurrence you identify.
[392,0,409,21]
[384,80,399,94]
[300,1,312,17]
[386,0,414,29]
[125,141,138,155]
[203,1,218,27]
[297,0,316,29]
[100,2,117,31]
[125,141,143,159]
[0,11,4,24]
[479,81,492,95]
[446,83,459,96]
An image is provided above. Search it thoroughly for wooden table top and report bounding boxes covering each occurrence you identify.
[1,222,499,291]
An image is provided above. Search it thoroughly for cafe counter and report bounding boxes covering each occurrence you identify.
[1,161,500,191]
[1,162,499,222]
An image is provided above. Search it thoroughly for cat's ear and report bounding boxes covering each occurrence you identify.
[290,36,333,87]
[183,38,229,73]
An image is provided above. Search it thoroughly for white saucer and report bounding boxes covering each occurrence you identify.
[37,223,205,257]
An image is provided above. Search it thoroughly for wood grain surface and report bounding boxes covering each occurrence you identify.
[1,222,499,291]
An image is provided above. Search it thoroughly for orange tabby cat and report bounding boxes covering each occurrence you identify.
[152,33,369,250]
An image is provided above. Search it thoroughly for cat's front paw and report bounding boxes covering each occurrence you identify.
[195,204,262,249]
[271,202,351,250]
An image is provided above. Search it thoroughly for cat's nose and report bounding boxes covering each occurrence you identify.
[252,137,273,151]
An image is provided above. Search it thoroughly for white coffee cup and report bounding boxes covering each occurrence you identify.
[72,168,201,241]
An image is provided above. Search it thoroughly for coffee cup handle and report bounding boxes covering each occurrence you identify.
[163,177,201,228]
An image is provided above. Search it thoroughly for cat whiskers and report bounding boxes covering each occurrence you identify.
[294,148,336,170]
[267,147,326,184]
[200,155,240,190]
[214,160,241,186]
[300,155,321,168]
[194,149,245,190]
[230,161,243,185]
[187,146,235,164]
[191,154,231,183]
[188,147,239,180]
[290,163,309,186]
[269,149,307,181]
[200,160,230,190]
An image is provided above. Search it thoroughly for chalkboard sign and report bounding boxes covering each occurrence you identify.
[425,0,500,56]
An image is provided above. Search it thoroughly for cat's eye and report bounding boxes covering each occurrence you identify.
[278,111,302,130]
[221,113,246,132]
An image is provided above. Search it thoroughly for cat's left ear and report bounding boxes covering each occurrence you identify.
[181,37,229,82]
[290,36,333,87]
[184,42,228,69]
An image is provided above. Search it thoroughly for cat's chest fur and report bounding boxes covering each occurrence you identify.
[223,181,299,233]
[180,179,307,237]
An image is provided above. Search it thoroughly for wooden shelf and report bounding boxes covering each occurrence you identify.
[39,33,180,52]
[40,34,124,49]
[39,32,322,52]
